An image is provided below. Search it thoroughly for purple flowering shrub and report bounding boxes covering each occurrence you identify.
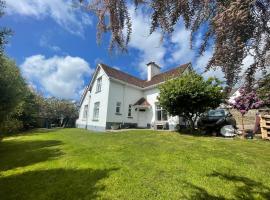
[230,88,264,116]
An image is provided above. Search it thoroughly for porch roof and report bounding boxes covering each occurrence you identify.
[133,97,151,107]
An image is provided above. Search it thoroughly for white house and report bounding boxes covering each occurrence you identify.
[76,62,192,131]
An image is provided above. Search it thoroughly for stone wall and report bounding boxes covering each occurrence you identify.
[229,109,257,130]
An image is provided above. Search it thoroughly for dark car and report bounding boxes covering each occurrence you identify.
[197,109,237,135]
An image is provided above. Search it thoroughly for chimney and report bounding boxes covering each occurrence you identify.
[147,62,161,81]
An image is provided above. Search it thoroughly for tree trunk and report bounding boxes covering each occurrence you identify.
[241,115,245,139]
[189,118,195,131]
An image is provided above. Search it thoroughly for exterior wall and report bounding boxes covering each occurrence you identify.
[143,88,180,131]
[106,80,143,127]
[87,67,110,131]
[76,67,110,131]
[76,90,91,129]
[77,64,191,131]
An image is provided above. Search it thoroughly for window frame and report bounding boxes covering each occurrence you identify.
[82,105,88,120]
[93,102,100,121]
[128,104,132,118]
[115,102,122,115]
[155,103,168,121]
[96,77,102,93]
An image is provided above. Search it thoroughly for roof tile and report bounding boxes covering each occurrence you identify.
[100,63,190,88]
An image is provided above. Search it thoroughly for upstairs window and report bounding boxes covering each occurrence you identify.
[156,104,168,121]
[128,104,132,117]
[96,77,102,93]
[93,102,100,120]
[116,102,121,114]
[83,105,88,119]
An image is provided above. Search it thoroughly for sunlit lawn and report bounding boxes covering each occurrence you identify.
[0,128,270,200]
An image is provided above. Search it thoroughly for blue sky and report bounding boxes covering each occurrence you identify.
[3,0,222,100]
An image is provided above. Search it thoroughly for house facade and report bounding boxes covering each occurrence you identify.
[76,62,192,131]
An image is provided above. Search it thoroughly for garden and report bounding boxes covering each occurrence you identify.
[1,128,270,200]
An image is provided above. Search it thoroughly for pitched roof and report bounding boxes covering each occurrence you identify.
[100,63,190,88]
[133,97,151,107]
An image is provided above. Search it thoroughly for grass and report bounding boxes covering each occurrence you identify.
[0,128,270,200]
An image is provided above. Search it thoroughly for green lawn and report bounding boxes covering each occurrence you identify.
[0,129,270,200]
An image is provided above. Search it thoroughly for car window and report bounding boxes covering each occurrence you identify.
[208,110,225,117]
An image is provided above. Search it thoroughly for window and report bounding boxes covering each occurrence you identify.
[93,102,100,120]
[83,105,88,119]
[156,104,168,121]
[208,109,225,117]
[128,104,132,117]
[96,77,102,93]
[116,102,121,114]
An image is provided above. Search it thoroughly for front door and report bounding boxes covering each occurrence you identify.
[138,110,148,128]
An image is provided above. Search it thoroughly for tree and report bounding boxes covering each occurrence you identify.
[37,97,78,128]
[257,73,270,106]
[158,72,224,130]
[0,56,26,123]
[230,88,264,137]
[18,89,40,129]
[0,0,12,54]
[79,0,270,88]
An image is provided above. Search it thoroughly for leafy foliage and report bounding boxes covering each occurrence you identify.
[257,73,270,106]
[230,88,264,116]
[229,88,263,135]
[38,97,79,128]
[0,0,12,54]
[0,56,27,123]
[79,0,270,88]
[158,71,224,129]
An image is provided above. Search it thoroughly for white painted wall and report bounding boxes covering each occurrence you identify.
[106,80,143,125]
[87,67,110,131]
[76,66,110,131]
[77,64,191,131]
[76,90,91,129]
[144,87,180,130]
[147,63,161,81]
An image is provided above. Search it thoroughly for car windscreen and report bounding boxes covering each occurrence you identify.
[208,110,225,117]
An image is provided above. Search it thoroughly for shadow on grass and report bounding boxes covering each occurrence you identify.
[177,128,211,137]
[0,140,63,171]
[0,168,118,200]
[1,128,63,139]
[209,171,270,200]
[181,181,226,200]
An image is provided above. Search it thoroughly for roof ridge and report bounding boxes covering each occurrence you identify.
[100,63,145,82]
[99,62,191,88]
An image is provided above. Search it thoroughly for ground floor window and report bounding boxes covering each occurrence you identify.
[83,105,88,119]
[93,102,100,120]
[116,102,121,114]
[128,104,132,117]
[156,104,168,121]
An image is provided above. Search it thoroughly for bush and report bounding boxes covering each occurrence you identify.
[0,118,23,135]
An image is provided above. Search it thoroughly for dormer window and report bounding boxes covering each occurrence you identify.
[96,77,102,93]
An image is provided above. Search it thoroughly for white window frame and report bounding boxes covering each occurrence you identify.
[83,105,88,120]
[116,102,121,114]
[156,103,168,121]
[128,104,132,117]
[96,77,102,93]
[93,102,100,120]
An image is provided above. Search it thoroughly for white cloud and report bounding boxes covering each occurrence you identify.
[168,27,195,65]
[127,6,222,80]
[128,7,166,77]
[6,0,92,36]
[39,35,61,52]
[21,55,93,99]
